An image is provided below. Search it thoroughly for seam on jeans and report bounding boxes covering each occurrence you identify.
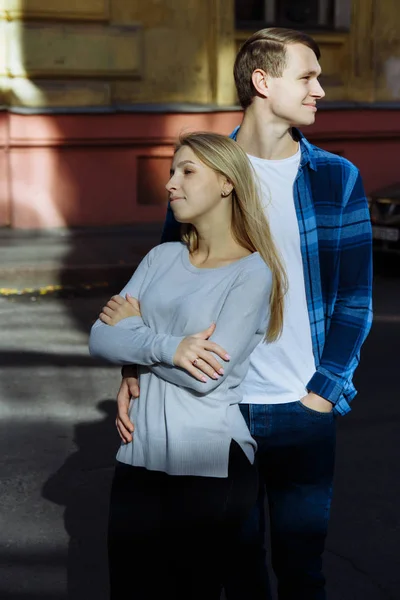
[322,484,334,531]
[248,404,253,432]
[297,399,334,419]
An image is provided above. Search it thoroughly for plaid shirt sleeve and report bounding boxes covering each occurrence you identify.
[307,169,373,404]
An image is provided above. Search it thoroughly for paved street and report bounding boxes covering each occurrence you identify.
[0,257,399,600]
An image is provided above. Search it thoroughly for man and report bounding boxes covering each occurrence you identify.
[116,28,373,600]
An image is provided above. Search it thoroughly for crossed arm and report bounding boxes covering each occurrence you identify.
[97,294,230,382]
[94,294,231,443]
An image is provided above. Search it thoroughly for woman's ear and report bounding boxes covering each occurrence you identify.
[221,179,234,197]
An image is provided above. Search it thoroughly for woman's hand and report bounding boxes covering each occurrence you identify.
[173,323,231,382]
[116,365,140,444]
[99,294,141,326]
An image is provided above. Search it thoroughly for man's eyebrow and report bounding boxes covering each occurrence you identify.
[299,69,322,77]
[170,160,196,175]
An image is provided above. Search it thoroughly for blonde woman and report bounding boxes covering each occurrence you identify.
[89,132,286,600]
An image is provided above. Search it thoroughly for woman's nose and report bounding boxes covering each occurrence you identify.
[166,175,177,192]
[165,177,173,192]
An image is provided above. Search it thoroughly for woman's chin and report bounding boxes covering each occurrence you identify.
[170,210,190,224]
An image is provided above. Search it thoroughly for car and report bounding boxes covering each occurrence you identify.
[369,183,400,252]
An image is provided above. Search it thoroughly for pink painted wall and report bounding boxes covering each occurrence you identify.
[0,113,10,226]
[1,109,400,229]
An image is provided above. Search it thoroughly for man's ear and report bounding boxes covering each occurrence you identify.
[252,69,269,98]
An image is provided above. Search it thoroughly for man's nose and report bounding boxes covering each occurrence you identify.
[313,80,325,99]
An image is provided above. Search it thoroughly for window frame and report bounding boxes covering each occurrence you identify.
[235,0,352,32]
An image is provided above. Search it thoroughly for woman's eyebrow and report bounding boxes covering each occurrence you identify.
[177,160,196,168]
[170,160,197,175]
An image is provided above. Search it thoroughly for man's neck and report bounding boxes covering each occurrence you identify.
[236,106,299,160]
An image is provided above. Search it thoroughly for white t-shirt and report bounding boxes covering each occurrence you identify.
[240,146,316,404]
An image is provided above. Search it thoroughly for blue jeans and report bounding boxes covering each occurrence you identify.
[224,401,336,600]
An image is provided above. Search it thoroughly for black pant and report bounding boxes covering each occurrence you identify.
[108,440,258,600]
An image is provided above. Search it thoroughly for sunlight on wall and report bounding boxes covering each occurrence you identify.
[8,78,47,107]
[0,5,47,106]
[11,147,73,228]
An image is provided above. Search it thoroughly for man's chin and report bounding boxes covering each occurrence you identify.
[291,114,316,128]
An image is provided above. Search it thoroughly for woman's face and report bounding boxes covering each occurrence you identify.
[166,146,228,224]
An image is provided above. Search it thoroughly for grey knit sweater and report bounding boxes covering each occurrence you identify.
[89,242,272,478]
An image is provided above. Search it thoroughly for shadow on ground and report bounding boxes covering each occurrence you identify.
[42,399,119,600]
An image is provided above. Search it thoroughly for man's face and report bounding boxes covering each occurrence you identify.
[265,43,325,126]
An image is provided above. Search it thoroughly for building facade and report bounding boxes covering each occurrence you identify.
[0,0,399,228]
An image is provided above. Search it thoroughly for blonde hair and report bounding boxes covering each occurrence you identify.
[176,132,287,342]
[234,27,321,109]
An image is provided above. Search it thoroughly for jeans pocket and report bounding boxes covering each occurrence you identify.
[296,400,334,418]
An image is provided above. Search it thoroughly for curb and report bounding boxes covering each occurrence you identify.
[0,262,141,291]
[0,225,162,293]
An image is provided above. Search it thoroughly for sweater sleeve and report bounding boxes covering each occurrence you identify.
[89,316,184,366]
[88,245,184,366]
[149,266,271,394]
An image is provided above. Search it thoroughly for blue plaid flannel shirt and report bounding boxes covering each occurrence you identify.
[161,127,373,415]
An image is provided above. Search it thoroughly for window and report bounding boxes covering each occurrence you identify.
[235,0,351,31]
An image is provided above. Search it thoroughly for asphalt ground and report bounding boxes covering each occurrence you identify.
[0,251,399,599]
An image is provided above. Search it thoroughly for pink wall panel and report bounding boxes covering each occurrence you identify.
[0,112,10,226]
[10,146,170,228]
[0,150,9,226]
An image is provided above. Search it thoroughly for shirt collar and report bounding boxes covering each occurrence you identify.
[293,128,317,171]
[230,126,317,171]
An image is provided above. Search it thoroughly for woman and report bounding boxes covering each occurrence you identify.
[89,132,286,599]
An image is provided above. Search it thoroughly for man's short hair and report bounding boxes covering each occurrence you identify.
[234,28,321,109]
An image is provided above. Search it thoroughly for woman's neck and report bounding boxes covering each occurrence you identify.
[190,221,251,268]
